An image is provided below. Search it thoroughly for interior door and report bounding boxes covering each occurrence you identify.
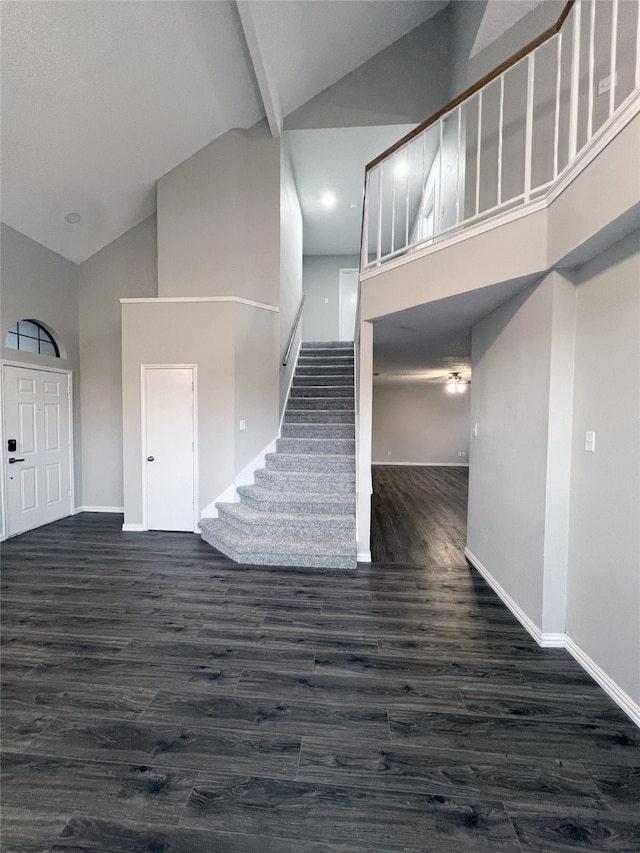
[339,269,359,341]
[144,366,196,532]
[3,365,72,537]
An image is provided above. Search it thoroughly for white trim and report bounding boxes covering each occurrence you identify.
[141,364,198,533]
[357,549,372,563]
[465,548,639,728]
[564,636,640,728]
[121,523,145,532]
[74,505,124,514]
[464,547,550,646]
[200,436,278,519]
[120,296,279,312]
[372,461,469,467]
[361,92,640,283]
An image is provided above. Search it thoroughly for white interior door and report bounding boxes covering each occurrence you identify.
[3,365,72,537]
[339,269,359,341]
[144,366,196,532]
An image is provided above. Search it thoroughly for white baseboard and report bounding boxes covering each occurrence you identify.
[464,548,548,645]
[357,550,372,563]
[465,546,640,728]
[200,437,278,519]
[564,636,640,728]
[121,523,145,532]
[75,505,124,514]
[372,462,469,467]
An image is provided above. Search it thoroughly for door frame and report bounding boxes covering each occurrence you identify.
[141,364,198,533]
[1,360,75,541]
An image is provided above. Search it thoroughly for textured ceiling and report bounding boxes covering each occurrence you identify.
[1,0,448,263]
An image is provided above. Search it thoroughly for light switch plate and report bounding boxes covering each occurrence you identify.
[585,430,595,452]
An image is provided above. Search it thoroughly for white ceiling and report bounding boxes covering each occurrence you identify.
[1,0,447,263]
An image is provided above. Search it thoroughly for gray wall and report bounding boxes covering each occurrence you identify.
[286,7,453,130]
[157,120,280,305]
[121,301,278,528]
[279,143,304,415]
[1,224,82,524]
[302,255,360,341]
[78,215,157,510]
[372,382,470,465]
[450,1,566,99]
[566,231,640,705]
[467,275,554,630]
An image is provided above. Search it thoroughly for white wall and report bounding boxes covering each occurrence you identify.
[157,120,280,304]
[302,255,360,341]
[1,224,82,523]
[373,382,470,465]
[78,215,157,511]
[279,143,304,415]
[566,230,640,709]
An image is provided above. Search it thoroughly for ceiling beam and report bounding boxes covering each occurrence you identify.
[236,1,282,138]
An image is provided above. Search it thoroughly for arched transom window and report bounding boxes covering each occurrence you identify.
[5,320,60,358]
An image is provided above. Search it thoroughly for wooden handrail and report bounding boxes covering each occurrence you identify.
[365,0,575,173]
[282,295,305,367]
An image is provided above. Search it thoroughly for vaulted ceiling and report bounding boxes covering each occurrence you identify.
[1,0,449,263]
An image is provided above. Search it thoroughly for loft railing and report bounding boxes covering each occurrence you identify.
[361,0,640,272]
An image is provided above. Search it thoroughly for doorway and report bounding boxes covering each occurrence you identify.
[142,365,197,532]
[3,364,73,537]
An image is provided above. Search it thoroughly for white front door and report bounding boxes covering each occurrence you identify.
[339,269,359,341]
[143,366,196,532]
[3,365,72,537]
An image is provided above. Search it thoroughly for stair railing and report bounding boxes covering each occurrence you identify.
[361,0,640,272]
[282,295,306,367]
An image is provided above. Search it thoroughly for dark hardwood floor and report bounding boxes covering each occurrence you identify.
[1,466,638,852]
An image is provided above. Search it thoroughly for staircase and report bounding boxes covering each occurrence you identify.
[199,341,357,569]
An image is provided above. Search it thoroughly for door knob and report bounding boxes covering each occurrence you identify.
[146,456,155,462]
[8,457,25,464]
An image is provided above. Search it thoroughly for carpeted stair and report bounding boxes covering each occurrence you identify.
[199,341,357,569]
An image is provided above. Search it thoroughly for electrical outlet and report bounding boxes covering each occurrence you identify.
[239,420,246,431]
[458,451,466,457]
[387,450,392,456]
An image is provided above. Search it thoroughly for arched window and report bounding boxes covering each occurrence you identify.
[5,320,60,357]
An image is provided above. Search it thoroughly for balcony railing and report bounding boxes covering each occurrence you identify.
[361,0,640,272]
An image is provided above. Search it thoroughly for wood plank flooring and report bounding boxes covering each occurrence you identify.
[1,466,638,852]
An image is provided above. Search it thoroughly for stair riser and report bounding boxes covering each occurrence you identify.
[265,454,354,473]
[255,469,355,493]
[281,424,354,439]
[295,366,354,376]
[293,376,353,386]
[283,410,354,424]
[238,493,355,516]
[290,388,353,399]
[217,509,355,539]
[276,438,354,456]
[298,357,354,367]
[287,398,354,411]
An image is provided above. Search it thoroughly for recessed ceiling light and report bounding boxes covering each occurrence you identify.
[65,212,81,224]
[321,192,337,209]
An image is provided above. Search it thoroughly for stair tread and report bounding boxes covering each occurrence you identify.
[216,503,354,524]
